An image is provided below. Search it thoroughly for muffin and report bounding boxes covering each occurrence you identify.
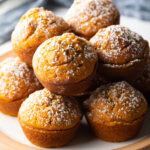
[0,57,42,116]
[18,89,82,147]
[12,8,70,67]
[33,33,98,96]
[65,0,120,39]
[133,55,150,99]
[90,25,149,82]
[84,81,148,142]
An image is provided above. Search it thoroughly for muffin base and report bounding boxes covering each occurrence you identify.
[38,66,97,96]
[98,59,145,82]
[19,120,80,148]
[86,114,146,142]
[0,98,25,116]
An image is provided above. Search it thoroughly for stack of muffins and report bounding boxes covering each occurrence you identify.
[0,0,149,148]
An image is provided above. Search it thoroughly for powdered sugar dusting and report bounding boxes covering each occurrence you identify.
[85,81,147,122]
[90,25,146,64]
[19,89,81,129]
[66,0,119,38]
[0,57,41,101]
[12,8,69,45]
[33,33,97,82]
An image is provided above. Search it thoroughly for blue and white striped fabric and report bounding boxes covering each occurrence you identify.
[113,0,150,21]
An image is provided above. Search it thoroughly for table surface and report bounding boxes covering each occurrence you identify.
[0,7,150,150]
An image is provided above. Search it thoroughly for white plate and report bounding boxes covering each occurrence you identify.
[0,112,150,150]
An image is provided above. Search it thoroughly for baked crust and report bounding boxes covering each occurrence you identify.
[12,8,70,66]
[33,33,98,96]
[18,89,82,130]
[0,57,42,116]
[19,120,80,148]
[84,81,148,142]
[18,89,82,147]
[0,98,25,116]
[37,66,97,96]
[90,25,149,81]
[65,0,120,39]
[98,59,146,82]
[0,57,42,102]
[86,114,146,142]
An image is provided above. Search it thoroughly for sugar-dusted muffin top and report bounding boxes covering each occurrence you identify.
[12,8,70,66]
[0,57,42,102]
[65,0,120,39]
[33,32,98,84]
[84,81,148,123]
[19,89,82,130]
[12,8,70,42]
[90,25,149,65]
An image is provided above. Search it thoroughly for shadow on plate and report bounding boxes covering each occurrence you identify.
[69,117,96,147]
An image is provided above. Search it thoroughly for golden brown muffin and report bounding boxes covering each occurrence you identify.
[90,25,149,82]
[33,33,98,96]
[0,57,42,116]
[18,88,82,147]
[84,81,148,142]
[12,8,70,67]
[65,0,120,39]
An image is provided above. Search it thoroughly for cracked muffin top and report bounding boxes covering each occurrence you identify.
[33,32,98,84]
[0,57,42,102]
[90,25,149,65]
[65,0,120,39]
[11,8,70,66]
[18,88,82,130]
[84,81,148,123]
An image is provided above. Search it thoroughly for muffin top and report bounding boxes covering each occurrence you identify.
[19,89,82,130]
[84,81,148,123]
[90,25,149,65]
[0,57,42,102]
[11,7,70,54]
[33,32,98,84]
[65,0,119,39]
